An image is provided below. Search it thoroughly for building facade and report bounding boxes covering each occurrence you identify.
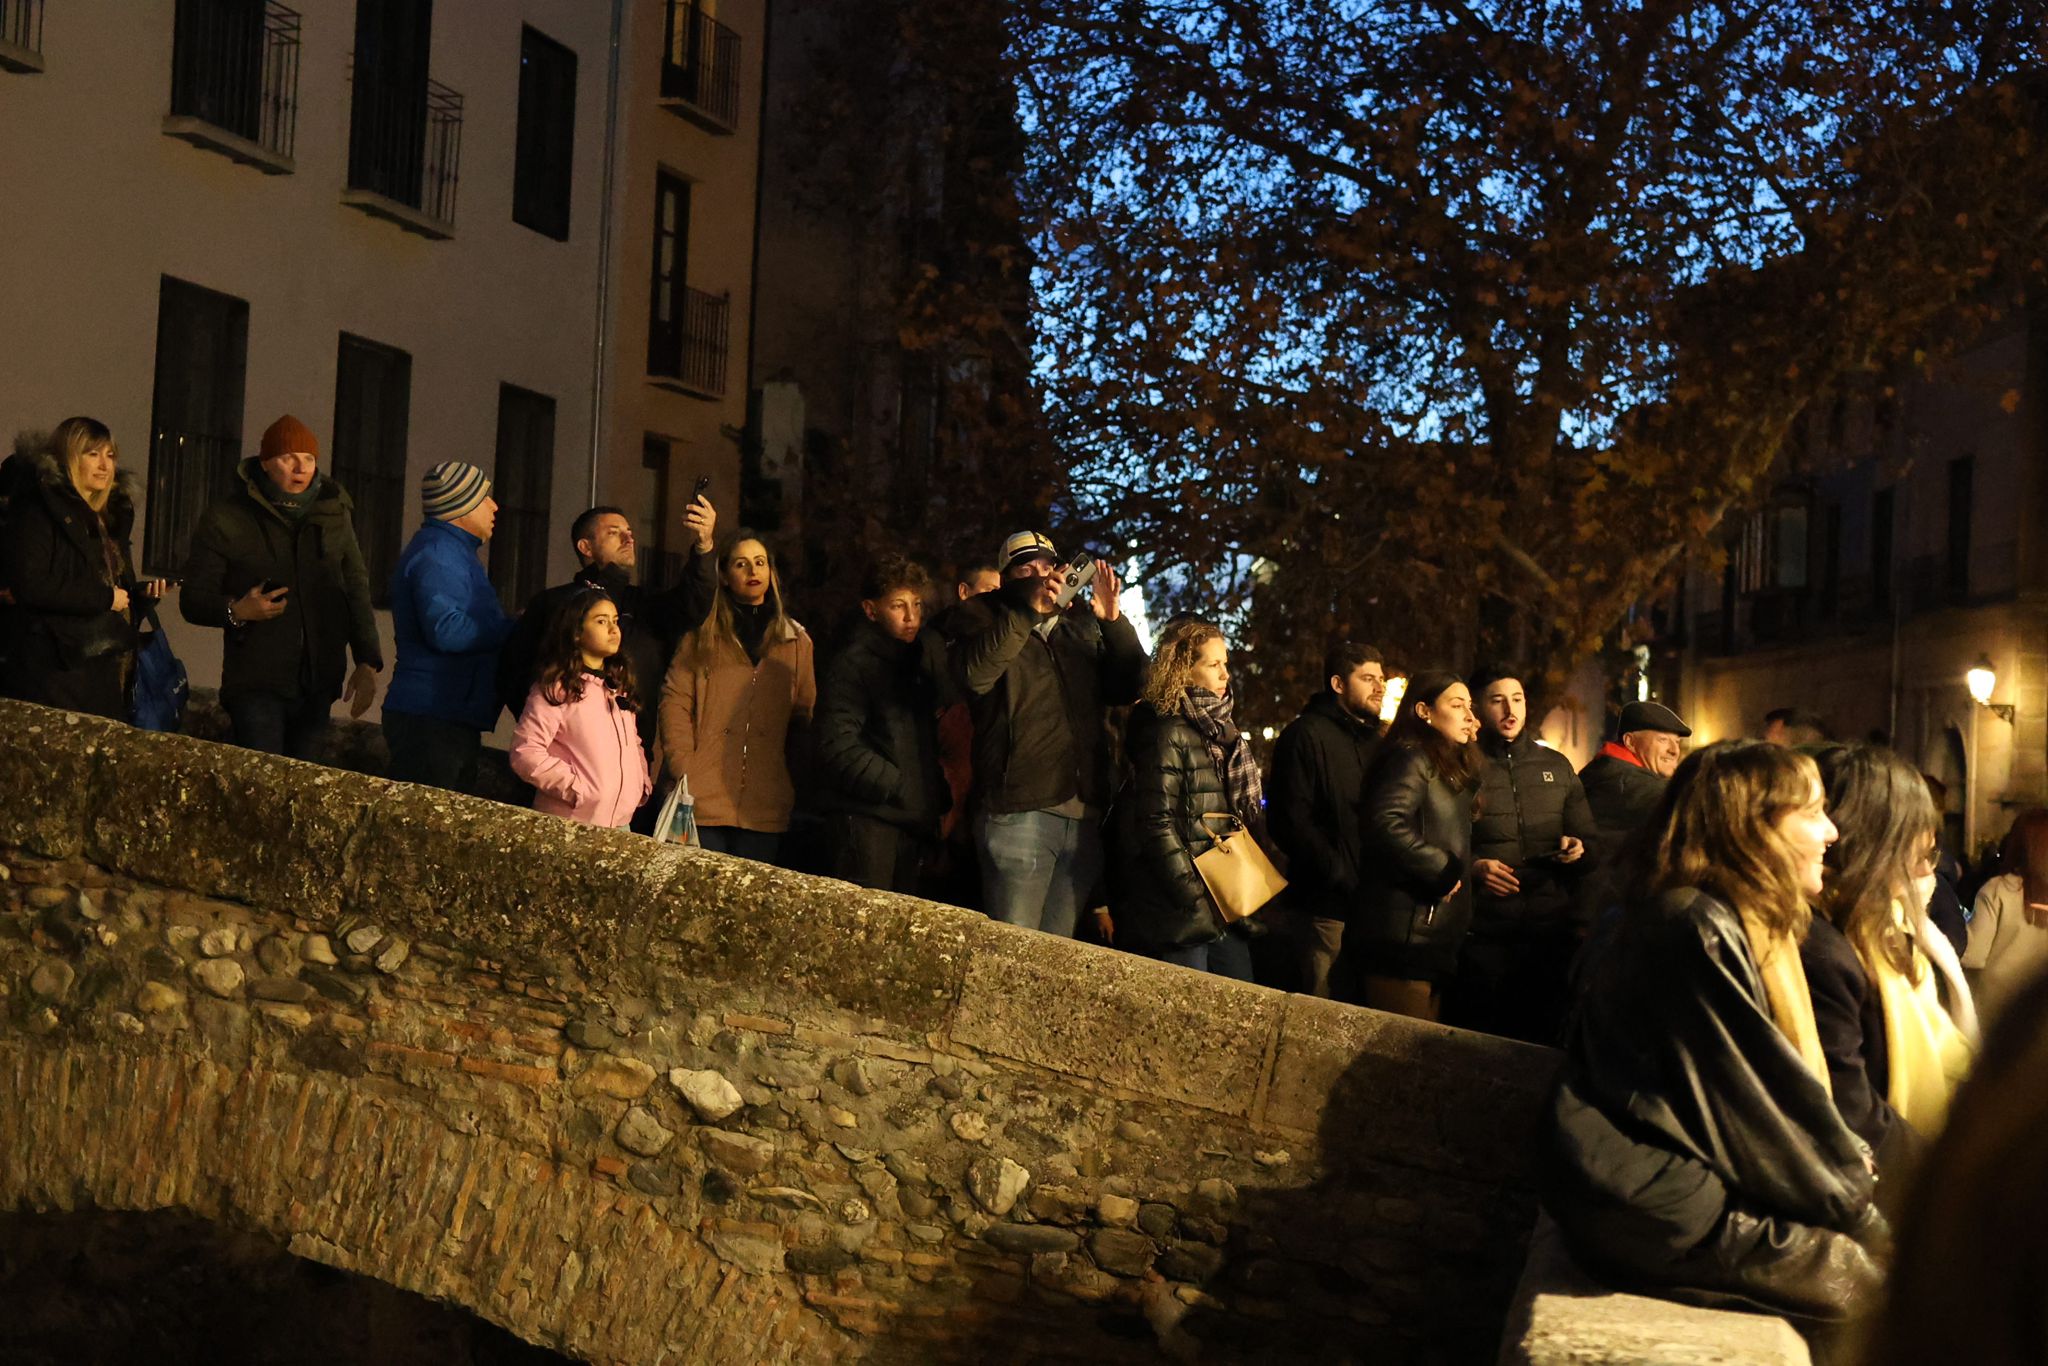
[0,0,765,733]
[1679,306,2048,854]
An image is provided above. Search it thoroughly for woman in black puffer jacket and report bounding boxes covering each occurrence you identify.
[1111,619,1271,979]
[1348,669,1483,1021]
[0,419,164,721]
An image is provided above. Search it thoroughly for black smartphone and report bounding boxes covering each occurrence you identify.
[259,579,286,595]
[691,475,712,502]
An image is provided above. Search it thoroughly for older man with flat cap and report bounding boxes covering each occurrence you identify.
[1576,700,1692,920]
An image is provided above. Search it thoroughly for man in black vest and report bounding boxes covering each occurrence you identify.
[1448,666,1596,1043]
[1267,640,1386,998]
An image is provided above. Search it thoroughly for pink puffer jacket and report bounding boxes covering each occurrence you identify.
[510,678,653,829]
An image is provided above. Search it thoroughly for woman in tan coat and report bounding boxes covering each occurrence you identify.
[659,532,815,862]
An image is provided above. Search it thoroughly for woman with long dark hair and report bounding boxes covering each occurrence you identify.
[1543,742,1887,1334]
[509,589,651,829]
[658,531,815,861]
[1109,619,1268,978]
[1349,670,1483,1020]
[1963,807,2048,1029]
[0,418,165,720]
[1800,745,1975,1184]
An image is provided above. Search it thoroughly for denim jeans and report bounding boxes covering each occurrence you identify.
[697,826,783,864]
[224,691,333,762]
[382,710,482,795]
[1152,932,1254,981]
[976,808,1101,939]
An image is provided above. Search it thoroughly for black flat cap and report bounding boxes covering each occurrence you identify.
[1617,700,1691,738]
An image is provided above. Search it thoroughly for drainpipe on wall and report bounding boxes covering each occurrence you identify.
[588,0,628,505]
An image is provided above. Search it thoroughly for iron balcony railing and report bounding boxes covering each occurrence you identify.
[0,0,45,71]
[660,1,741,131]
[347,70,463,230]
[673,287,730,396]
[170,0,301,161]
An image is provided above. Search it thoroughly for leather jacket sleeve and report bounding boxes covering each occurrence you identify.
[1129,715,1219,926]
[1365,745,1462,899]
[948,594,1036,698]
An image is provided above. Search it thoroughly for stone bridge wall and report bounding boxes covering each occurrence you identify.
[0,700,1557,1364]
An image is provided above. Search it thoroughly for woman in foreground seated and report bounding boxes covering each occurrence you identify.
[1542,741,1887,1334]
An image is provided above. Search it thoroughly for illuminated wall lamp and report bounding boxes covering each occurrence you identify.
[1968,654,2015,724]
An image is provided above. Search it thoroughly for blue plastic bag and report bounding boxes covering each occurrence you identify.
[131,609,189,733]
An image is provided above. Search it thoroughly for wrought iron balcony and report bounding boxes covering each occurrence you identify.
[659,1,741,133]
[163,0,300,173]
[650,286,731,399]
[343,71,463,239]
[0,0,45,73]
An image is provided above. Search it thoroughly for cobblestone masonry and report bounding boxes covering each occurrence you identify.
[0,700,1558,1364]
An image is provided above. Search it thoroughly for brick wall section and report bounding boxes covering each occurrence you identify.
[0,700,1558,1364]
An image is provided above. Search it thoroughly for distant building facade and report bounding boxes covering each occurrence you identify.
[1679,305,2048,853]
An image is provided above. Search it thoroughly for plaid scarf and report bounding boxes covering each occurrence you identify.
[1179,688,1266,842]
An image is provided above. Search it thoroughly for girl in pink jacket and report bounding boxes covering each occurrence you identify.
[510,590,652,828]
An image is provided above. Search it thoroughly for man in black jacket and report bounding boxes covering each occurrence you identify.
[1577,699,1691,921]
[181,415,383,757]
[815,555,955,892]
[1266,640,1386,997]
[945,531,1146,936]
[1448,666,1596,1043]
[496,493,718,755]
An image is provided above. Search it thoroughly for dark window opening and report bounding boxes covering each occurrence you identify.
[1946,455,1974,602]
[489,384,555,611]
[512,26,575,241]
[347,0,461,228]
[170,0,301,160]
[647,170,690,377]
[146,276,249,575]
[1872,486,1895,613]
[329,333,413,605]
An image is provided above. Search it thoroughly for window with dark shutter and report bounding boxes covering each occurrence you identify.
[145,276,249,574]
[329,334,413,605]
[647,170,690,378]
[489,385,556,611]
[513,26,576,241]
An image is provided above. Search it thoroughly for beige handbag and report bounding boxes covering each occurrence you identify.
[1194,813,1288,922]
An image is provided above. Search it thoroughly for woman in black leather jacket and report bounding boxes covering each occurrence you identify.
[1543,741,1888,1340]
[0,419,163,720]
[1110,619,1268,979]
[1349,670,1483,1020]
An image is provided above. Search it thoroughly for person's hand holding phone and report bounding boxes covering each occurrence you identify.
[686,476,716,554]
[232,581,290,623]
[1557,835,1585,865]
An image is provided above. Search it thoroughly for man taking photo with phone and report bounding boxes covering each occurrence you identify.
[180,414,383,759]
[944,530,1147,938]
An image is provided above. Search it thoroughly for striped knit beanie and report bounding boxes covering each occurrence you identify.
[421,461,492,521]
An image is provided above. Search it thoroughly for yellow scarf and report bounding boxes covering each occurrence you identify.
[1742,911,1832,1098]
[1869,904,1975,1135]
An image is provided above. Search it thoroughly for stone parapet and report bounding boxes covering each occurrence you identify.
[0,699,1559,1362]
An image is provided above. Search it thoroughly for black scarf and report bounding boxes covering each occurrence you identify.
[729,597,775,664]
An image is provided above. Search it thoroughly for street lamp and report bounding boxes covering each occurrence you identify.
[1968,654,2015,723]
[1964,654,2014,855]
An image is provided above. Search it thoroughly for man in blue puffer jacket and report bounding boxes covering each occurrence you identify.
[382,461,512,794]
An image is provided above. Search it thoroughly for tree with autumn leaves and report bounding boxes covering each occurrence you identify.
[779,1,2044,735]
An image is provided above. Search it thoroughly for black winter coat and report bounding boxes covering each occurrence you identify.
[496,555,716,753]
[180,460,382,703]
[1356,740,1475,978]
[945,585,1146,814]
[1471,731,1598,936]
[1579,750,1667,848]
[1800,916,1926,1183]
[0,455,144,721]
[1542,888,1886,1322]
[814,623,953,836]
[1110,703,1230,950]
[1267,691,1381,923]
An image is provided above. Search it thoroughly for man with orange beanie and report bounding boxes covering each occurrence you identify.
[181,414,383,759]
